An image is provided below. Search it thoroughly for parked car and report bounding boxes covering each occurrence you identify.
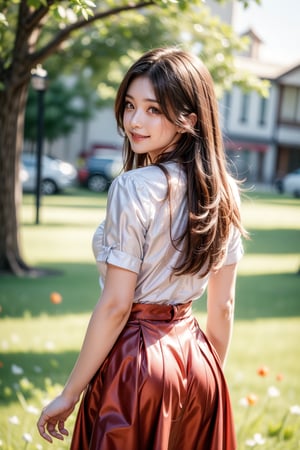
[77,153,123,192]
[21,153,77,195]
[275,168,300,198]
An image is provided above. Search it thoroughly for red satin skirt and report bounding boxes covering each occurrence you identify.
[70,302,236,450]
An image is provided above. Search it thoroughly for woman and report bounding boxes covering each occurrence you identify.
[37,47,246,450]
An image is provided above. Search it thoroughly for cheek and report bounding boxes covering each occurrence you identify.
[123,112,130,130]
[161,124,178,139]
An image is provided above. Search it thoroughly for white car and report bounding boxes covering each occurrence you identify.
[276,168,300,198]
[21,153,77,195]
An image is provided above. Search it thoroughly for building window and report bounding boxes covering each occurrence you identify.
[280,86,300,123]
[222,92,231,127]
[258,96,267,126]
[296,93,300,122]
[240,93,250,123]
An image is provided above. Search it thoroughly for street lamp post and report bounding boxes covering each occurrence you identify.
[31,65,48,225]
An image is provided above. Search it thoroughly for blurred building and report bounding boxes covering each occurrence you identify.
[220,29,300,183]
[52,1,300,185]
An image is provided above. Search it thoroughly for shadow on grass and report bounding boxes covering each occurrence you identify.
[193,271,300,320]
[0,351,78,406]
[1,262,300,320]
[0,263,99,318]
[245,228,300,254]
[235,271,300,320]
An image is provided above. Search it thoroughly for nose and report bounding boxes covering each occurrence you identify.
[130,108,143,129]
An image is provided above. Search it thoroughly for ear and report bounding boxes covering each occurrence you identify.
[186,113,197,128]
[177,113,197,133]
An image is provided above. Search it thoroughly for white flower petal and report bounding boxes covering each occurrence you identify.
[254,433,265,444]
[27,405,39,414]
[23,432,33,443]
[267,386,280,398]
[239,397,249,407]
[11,364,24,375]
[8,415,20,425]
[290,404,300,415]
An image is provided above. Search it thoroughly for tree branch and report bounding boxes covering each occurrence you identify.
[25,0,56,32]
[28,1,155,67]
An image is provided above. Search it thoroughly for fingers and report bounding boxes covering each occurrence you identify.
[37,414,53,443]
[37,413,69,443]
[58,419,69,436]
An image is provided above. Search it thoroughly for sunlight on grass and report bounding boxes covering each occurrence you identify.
[22,226,97,264]
[239,254,300,275]
[0,315,90,353]
[241,199,300,229]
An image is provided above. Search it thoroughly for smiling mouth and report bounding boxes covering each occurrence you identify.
[131,132,149,142]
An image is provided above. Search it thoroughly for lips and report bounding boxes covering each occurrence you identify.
[131,132,149,143]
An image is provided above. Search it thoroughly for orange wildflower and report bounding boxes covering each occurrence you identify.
[257,366,269,377]
[246,393,258,406]
[276,373,284,381]
[50,292,63,304]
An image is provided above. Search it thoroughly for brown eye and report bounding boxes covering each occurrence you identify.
[149,106,161,114]
[125,101,134,110]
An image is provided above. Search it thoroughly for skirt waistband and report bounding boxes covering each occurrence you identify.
[129,302,192,322]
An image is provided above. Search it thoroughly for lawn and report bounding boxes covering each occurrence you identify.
[0,187,300,449]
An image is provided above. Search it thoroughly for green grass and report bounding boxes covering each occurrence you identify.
[0,188,300,449]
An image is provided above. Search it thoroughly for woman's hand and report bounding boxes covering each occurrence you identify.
[37,393,77,443]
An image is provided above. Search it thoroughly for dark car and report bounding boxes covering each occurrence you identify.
[77,143,122,168]
[275,168,300,197]
[78,153,123,192]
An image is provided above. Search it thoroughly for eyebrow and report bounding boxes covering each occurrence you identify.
[125,93,160,104]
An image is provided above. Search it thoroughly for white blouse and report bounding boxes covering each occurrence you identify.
[92,162,243,305]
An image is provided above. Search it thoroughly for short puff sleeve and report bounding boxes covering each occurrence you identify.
[92,173,151,276]
[223,225,244,265]
[223,178,244,265]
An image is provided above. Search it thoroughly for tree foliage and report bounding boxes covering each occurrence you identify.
[1,0,265,98]
[24,75,99,145]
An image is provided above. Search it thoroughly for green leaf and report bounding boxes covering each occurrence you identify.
[0,13,8,26]
[57,5,66,19]
[81,8,88,20]
[84,0,96,7]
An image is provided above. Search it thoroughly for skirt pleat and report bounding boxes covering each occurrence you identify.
[70,302,236,450]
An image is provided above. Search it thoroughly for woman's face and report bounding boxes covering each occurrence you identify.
[123,76,180,161]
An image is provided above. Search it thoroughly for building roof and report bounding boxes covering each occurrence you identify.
[234,56,293,80]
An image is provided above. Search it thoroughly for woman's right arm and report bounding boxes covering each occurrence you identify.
[37,264,137,443]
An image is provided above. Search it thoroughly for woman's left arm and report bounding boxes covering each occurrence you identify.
[206,263,238,368]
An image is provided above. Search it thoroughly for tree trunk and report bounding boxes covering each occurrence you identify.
[0,82,32,275]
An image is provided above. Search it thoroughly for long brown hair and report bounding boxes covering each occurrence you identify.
[115,47,246,276]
